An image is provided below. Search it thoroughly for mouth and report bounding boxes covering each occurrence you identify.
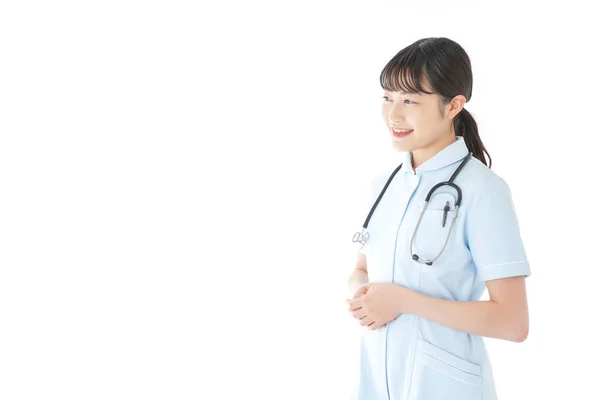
[391,128,413,138]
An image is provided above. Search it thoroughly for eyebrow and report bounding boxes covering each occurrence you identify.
[385,90,421,96]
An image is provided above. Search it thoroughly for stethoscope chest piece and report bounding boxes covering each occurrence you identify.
[352,227,370,248]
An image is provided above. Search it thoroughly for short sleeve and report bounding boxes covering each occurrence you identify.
[465,176,531,281]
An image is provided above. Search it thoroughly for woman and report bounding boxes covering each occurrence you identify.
[347,37,530,400]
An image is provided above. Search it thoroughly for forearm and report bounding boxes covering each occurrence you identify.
[348,269,368,295]
[403,289,525,342]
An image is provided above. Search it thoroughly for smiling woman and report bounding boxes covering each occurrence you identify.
[347,37,531,400]
[378,39,491,172]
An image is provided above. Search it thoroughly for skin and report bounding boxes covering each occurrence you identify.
[346,78,529,342]
[383,79,462,172]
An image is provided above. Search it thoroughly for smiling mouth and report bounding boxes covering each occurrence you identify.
[391,128,413,138]
[391,128,413,133]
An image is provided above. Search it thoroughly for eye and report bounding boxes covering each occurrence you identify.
[382,96,416,105]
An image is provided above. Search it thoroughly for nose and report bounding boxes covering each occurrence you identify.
[387,111,405,126]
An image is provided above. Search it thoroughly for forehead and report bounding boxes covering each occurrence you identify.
[384,89,431,98]
[382,71,436,98]
[400,90,422,96]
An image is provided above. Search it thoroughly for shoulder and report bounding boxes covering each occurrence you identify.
[459,157,513,200]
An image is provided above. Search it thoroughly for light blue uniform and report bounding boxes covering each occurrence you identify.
[355,136,531,400]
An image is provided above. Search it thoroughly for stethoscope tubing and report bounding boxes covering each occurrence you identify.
[352,152,472,265]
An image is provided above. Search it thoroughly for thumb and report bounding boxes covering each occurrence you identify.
[353,283,371,299]
[359,282,373,293]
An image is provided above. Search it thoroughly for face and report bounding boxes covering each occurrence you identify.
[381,79,466,168]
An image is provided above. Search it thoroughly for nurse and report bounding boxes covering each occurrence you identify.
[346,37,531,400]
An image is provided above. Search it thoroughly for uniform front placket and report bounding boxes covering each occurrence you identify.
[389,172,422,284]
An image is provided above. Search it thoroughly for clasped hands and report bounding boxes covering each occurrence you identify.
[347,282,408,330]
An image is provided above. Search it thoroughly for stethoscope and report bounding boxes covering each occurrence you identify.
[352,152,472,265]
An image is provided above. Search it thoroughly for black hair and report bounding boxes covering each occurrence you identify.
[379,37,492,168]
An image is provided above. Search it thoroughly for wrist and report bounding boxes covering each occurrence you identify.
[348,270,368,295]
[396,285,412,315]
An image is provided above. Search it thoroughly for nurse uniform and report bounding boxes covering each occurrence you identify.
[354,136,531,400]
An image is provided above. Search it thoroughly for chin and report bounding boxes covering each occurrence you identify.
[391,140,412,153]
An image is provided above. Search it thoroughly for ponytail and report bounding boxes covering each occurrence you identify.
[455,108,492,169]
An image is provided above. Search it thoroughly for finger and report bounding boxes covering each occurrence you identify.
[358,283,373,292]
[348,297,363,309]
[353,293,366,300]
[353,285,370,299]
[348,303,362,312]
[359,314,374,327]
[352,308,367,319]
[346,299,359,311]
[368,321,382,330]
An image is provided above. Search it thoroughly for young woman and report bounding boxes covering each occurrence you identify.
[347,37,530,400]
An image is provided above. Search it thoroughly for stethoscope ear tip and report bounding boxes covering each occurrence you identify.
[412,253,433,265]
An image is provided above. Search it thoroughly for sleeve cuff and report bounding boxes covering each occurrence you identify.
[478,260,531,281]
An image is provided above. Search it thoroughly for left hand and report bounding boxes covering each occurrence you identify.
[347,283,407,330]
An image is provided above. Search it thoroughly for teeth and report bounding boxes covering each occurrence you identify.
[393,128,413,133]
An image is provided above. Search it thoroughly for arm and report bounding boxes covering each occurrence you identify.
[350,176,532,337]
[405,175,530,342]
[402,276,529,342]
[348,253,369,295]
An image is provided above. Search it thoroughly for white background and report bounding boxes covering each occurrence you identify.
[1,1,599,399]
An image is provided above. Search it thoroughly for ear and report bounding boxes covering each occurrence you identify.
[448,94,467,119]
